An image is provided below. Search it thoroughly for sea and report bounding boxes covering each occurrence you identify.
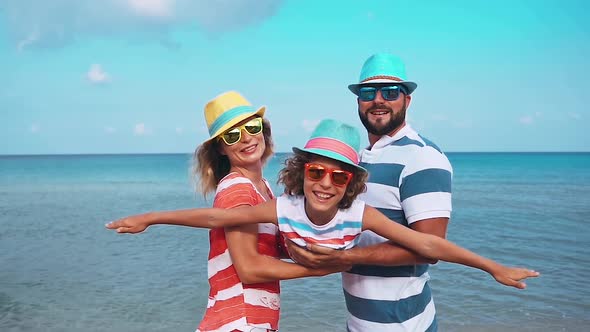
[1,152,589,332]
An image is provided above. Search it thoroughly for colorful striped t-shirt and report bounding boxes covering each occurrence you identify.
[276,195,364,250]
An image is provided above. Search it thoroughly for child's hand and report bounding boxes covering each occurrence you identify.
[492,265,540,289]
[105,213,153,234]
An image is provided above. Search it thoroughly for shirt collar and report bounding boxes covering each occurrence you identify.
[369,124,413,150]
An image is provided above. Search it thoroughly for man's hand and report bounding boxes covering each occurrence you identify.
[285,240,350,268]
[491,265,540,289]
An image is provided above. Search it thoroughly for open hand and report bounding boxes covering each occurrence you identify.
[105,213,153,234]
[492,265,540,289]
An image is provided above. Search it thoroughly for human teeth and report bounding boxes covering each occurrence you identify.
[315,192,332,199]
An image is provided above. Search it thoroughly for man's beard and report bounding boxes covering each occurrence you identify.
[358,100,407,136]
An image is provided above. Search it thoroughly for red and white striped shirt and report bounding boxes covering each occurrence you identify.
[197,172,280,332]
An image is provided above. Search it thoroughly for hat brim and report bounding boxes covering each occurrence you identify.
[205,106,266,142]
[348,80,417,95]
[292,147,367,174]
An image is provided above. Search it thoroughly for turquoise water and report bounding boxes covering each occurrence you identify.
[1,153,589,331]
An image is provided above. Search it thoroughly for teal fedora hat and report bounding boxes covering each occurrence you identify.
[348,53,417,95]
[293,119,367,173]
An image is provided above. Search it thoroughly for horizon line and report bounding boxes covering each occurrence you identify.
[1,151,589,157]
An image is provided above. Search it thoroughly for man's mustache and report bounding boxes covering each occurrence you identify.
[367,106,393,112]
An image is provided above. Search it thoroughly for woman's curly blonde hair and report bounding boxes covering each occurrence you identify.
[278,151,367,209]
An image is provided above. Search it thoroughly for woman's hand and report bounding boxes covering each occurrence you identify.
[286,240,349,268]
[105,213,154,234]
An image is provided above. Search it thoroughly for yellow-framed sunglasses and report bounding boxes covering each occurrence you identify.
[219,117,264,146]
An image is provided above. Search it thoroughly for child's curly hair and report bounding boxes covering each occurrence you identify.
[278,151,367,209]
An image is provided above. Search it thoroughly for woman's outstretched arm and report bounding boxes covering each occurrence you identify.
[105,200,278,233]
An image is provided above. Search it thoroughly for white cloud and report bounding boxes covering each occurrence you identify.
[302,119,320,132]
[519,112,543,125]
[134,123,150,135]
[29,123,40,133]
[87,64,110,84]
[519,115,534,125]
[127,0,173,18]
[16,29,39,52]
[0,0,283,49]
[175,127,184,134]
[105,126,116,133]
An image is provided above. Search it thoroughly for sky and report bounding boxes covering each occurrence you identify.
[0,0,589,154]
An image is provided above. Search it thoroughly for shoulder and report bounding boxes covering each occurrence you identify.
[276,194,304,209]
[350,198,366,212]
[401,129,452,173]
[214,173,259,208]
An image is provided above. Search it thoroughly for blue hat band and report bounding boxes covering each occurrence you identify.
[208,105,255,136]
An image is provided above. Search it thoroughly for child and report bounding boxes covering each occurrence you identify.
[106,119,539,289]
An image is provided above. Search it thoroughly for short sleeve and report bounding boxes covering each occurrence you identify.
[400,150,453,224]
[214,181,259,209]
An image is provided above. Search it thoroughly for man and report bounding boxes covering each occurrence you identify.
[287,53,452,331]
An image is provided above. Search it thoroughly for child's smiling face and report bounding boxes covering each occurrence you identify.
[303,156,350,225]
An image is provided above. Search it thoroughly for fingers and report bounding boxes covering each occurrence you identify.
[105,219,139,234]
[513,281,526,289]
[515,268,540,280]
[284,240,305,258]
[105,219,126,229]
[116,227,131,233]
[105,221,117,229]
[306,243,335,255]
[284,239,298,252]
[500,268,540,289]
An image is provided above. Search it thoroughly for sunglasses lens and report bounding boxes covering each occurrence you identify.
[244,118,263,135]
[222,128,241,145]
[306,165,326,181]
[331,171,351,186]
[381,86,400,101]
[358,87,376,101]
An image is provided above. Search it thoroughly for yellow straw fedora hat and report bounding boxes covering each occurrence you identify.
[203,91,266,142]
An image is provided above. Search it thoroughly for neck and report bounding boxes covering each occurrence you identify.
[368,122,406,148]
[304,199,338,226]
[230,164,263,182]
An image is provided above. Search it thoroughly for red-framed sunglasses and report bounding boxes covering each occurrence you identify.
[304,163,353,187]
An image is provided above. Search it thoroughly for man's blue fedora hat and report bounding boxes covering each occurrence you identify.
[348,53,418,95]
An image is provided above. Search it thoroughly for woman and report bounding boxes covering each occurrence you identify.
[189,92,343,332]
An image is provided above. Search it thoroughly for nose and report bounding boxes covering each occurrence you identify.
[239,129,252,143]
[318,172,332,188]
[373,89,385,104]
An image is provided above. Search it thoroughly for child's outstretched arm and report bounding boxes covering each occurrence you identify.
[105,200,278,233]
[362,206,540,289]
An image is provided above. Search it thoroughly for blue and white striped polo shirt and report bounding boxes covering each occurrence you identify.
[342,125,452,332]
